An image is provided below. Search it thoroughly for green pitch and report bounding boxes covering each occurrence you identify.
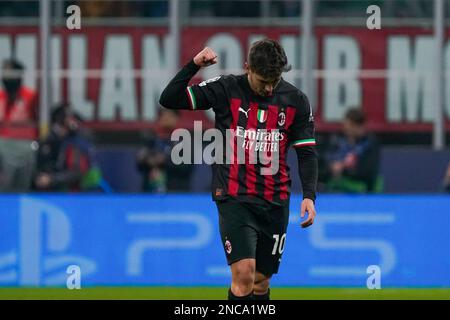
[0,287,449,300]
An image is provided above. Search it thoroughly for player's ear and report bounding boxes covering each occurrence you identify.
[244,62,250,73]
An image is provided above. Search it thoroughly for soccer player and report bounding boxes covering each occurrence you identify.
[159,39,318,300]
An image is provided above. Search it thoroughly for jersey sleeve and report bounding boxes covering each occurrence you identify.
[288,93,316,148]
[289,93,318,201]
[159,59,228,111]
[187,75,229,111]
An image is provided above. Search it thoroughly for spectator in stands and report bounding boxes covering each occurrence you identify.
[77,0,135,17]
[135,0,169,17]
[443,163,450,192]
[270,0,300,17]
[136,108,193,193]
[315,0,386,18]
[0,58,38,192]
[325,108,381,193]
[212,1,261,17]
[34,103,102,192]
[383,0,432,18]
[189,0,214,17]
[0,1,39,17]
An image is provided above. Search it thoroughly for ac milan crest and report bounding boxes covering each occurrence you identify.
[278,111,286,126]
[224,240,232,254]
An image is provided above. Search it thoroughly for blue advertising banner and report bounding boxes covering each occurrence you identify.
[0,194,449,287]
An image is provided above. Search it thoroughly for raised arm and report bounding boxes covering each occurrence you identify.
[159,47,219,110]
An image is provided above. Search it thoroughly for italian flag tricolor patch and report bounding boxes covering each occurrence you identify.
[257,109,268,123]
[291,139,316,147]
[186,86,197,110]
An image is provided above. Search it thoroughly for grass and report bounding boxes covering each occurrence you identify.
[0,287,449,300]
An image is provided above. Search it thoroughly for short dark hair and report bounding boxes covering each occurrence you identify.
[2,58,24,72]
[248,38,291,80]
[2,58,24,80]
[345,108,366,125]
[51,103,83,125]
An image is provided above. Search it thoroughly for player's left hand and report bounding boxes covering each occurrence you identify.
[300,198,316,228]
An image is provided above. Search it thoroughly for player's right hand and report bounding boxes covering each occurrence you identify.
[193,47,218,67]
[300,198,316,228]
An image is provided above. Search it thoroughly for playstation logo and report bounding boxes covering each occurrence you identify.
[0,197,96,286]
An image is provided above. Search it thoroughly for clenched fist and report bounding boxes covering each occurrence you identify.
[193,47,218,67]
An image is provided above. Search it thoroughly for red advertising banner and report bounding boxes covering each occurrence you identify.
[0,25,447,132]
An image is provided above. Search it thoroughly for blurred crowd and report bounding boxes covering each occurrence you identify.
[0,0,438,19]
[1,57,449,194]
[136,109,193,193]
[0,58,105,193]
[317,108,381,193]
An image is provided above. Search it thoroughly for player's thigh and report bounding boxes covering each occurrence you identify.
[255,204,290,276]
[216,200,258,265]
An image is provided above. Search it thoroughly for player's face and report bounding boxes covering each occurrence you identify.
[245,63,281,97]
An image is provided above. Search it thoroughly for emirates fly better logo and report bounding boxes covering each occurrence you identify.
[170,121,282,175]
[236,126,283,152]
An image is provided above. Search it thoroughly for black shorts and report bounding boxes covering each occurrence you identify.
[215,198,290,276]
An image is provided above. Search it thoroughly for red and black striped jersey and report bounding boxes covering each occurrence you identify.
[160,60,318,206]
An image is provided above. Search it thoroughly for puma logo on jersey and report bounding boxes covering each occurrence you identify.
[239,107,251,118]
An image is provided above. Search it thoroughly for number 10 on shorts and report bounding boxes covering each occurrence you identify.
[272,233,286,255]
